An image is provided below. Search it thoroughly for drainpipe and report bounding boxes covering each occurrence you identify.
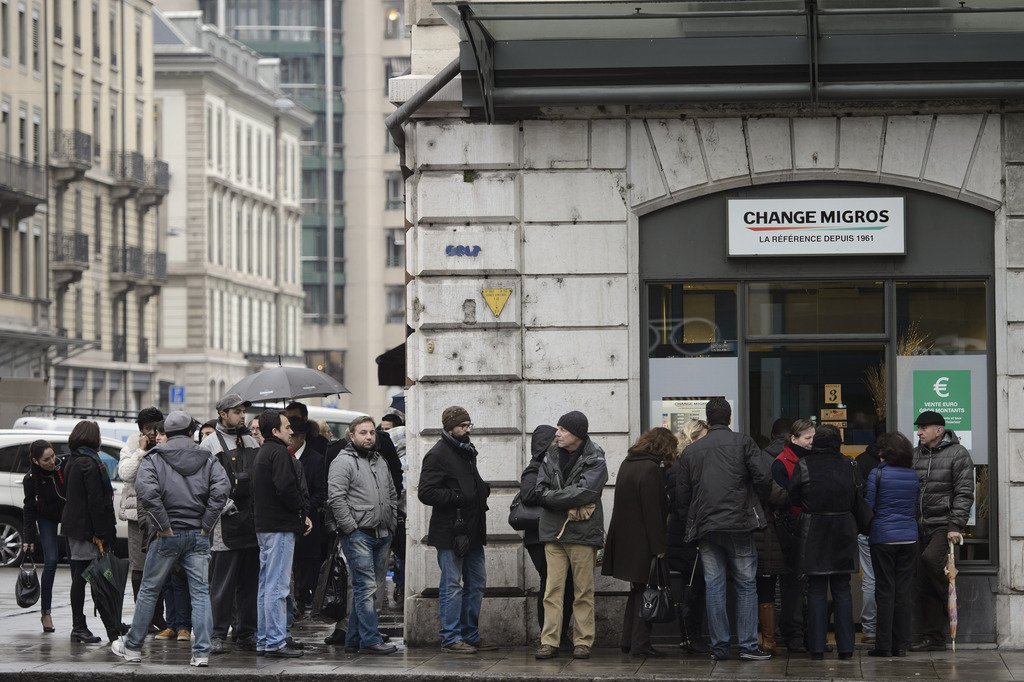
[384,57,460,179]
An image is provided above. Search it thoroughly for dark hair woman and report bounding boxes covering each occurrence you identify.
[61,420,120,643]
[602,427,675,657]
[22,439,67,633]
[787,424,859,660]
[866,432,920,658]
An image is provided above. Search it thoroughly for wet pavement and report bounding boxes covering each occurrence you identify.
[0,567,1017,681]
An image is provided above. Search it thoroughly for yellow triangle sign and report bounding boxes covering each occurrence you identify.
[481,288,512,317]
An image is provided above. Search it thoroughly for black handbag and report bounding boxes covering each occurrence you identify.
[637,557,675,623]
[452,509,470,558]
[850,460,874,535]
[312,537,349,622]
[508,492,541,531]
[15,556,40,608]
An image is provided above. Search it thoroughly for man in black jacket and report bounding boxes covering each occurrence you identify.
[417,406,491,654]
[677,397,773,662]
[910,411,974,652]
[252,410,312,658]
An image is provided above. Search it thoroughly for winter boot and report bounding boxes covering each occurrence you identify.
[759,603,783,655]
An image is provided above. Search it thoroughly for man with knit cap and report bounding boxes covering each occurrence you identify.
[418,406,492,654]
[533,410,608,660]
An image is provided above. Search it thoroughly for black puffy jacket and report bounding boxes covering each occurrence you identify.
[913,431,974,535]
[22,457,68,544]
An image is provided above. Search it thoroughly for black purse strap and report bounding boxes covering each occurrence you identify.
[647,556,667,588]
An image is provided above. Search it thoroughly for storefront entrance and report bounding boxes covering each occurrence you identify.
[641,182,996,640]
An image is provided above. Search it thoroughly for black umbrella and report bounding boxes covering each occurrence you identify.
[82,544,130,630]
[227,365,349,403]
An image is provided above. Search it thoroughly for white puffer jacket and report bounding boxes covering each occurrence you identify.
[118,432,146,521]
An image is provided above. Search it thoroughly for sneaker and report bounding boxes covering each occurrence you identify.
[111,638,142,663]
[177,629,191,642]
[154,628,176,640]
[361,642,398,655]
[266,646,303,658]
[739,647,772,661]
[573,645,591,659]
[210,638,225,654]
[467,638,498,651]
[442,640,477,654]
[235,636,258,651]
[190,656,209,667]
[535,644,559,659]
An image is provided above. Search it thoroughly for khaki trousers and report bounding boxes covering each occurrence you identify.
[541,542,598,647]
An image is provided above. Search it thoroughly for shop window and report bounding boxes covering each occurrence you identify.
[748,280,884,336]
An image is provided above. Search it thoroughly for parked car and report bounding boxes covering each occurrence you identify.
[0,429,129,566]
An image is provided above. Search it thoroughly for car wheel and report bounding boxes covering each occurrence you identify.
[0,516,24,567]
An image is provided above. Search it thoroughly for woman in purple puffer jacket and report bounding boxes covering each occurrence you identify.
[865,432,920,659]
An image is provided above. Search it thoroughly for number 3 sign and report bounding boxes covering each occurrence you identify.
[825,384,842,405]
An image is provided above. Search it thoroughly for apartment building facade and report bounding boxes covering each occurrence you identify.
[153,9,310,417]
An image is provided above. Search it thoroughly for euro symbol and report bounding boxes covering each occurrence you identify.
[933,377,950,398]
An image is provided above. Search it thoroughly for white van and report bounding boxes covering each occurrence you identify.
[299,406,369,440]
[14,415,140,443]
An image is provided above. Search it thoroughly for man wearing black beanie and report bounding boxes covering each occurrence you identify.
[533,410,607,661]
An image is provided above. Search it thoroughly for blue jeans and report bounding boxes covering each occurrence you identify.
[162,573,192,631]
[807,573,854,654]
[125,530,212,657]
[436,546,486,647]
[256,532,295,652]
[857,534,876,636]
[36,518,59,612]
[699,531,759,657]
[341,531,392,648]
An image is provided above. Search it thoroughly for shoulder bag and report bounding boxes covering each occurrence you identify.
[15,556,40,608]
[507,492,541,531]
[637,556,675,623]
[850,459,874,535]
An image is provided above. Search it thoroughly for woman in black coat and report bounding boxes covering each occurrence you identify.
[602,427,674,657]
[22,440,67,633]
[519,425,572,649]
[61,421,120,644]
[787,424,860,660]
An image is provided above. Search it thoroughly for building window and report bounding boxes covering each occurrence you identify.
[30,5,38,71]
[305,350,344,385]
[383,1,408,39]
[134,23,141,78]
[386,286,404,324]
[90,2,97,59]
[385,173,403,210]
[17,105,26,159]
[385,228,404,268]
[73,187,82,232]
[71,0,79,48]
[91,99,100,158]
[1,0,9,60]
[52,0,60,40]
[0,100,8,153]
[108,11,115,65]
[93,194,102,253]
[31,109,39,162]
[384,57,410,93]
[17,1,25,65]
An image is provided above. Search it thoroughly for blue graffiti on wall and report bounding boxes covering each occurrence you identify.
[446,245,482,257]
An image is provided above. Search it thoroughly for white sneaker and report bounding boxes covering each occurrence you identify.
[190,656,209,667]
[111,638,142,663]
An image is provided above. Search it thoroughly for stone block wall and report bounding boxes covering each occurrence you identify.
[402,111,1015,646]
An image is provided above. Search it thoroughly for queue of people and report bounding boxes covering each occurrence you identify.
[18,394,974,664]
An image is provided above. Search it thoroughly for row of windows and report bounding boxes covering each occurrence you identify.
[0,217,44,299]
[205,104,299,201]
[207,189,299,286]
[0,97,41,162]
[0,0,40,72]
[53,0,142,76]
[207,289,301,357]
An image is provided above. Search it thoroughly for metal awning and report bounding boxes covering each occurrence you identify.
[0,329,95,369]
[432,0,1024,122]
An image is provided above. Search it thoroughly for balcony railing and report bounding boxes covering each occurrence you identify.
[110,245,144,277]
[113,334,127,362]
[51,129,93,167]
[0,152,47,201]
[53,232,90,265]
[144,251,167,282]
[110,150,145,184]
[145,160,169,191]
[138,337,148,364]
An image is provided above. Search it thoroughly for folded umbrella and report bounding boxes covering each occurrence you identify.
[82,541,130,634]
[945,538,960,652]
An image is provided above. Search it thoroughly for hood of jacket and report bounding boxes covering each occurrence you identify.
[531,425,557,461]
[151,436,209,476]
[624,449,662,465]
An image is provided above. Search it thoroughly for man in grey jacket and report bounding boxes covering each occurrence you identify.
[112,411,230,668]
[676,397,773,662]
[533,410,607,661]
[327,415,398,655]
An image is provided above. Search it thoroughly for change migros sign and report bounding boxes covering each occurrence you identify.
[728,197,905,257]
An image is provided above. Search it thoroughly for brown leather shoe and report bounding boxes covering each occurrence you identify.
[573,645,591,659]
[535,644,559,659]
